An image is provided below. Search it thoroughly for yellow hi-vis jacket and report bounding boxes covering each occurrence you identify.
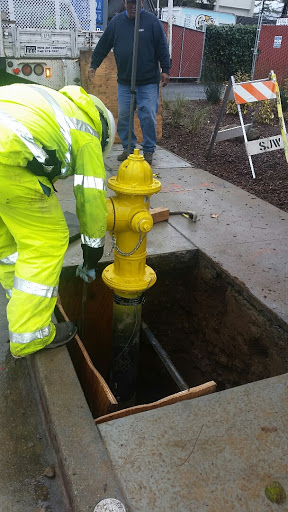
[0,84,107,250]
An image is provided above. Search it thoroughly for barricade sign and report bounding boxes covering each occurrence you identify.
[207,71,288,178]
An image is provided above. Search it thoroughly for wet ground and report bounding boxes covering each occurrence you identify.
[0,288,68,512]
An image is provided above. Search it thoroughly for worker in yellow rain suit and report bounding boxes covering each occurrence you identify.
[0,84,115,358]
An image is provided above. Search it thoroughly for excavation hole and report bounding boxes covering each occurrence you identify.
[58,251,288,419]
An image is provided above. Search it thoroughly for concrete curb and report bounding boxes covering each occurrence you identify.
[28,347,130,512]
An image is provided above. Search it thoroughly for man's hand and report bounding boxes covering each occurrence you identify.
[88,68,96,81]
[161,73,170,87]
[76,264,96,283]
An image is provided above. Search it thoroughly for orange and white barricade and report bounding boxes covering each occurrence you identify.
[207,71,288,179]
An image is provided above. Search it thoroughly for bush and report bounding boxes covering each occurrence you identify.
[204,81,223,104]
[254,100,275,124]
[202,65,223,104]
[162,96,187,127]
[280,78,288,112]
[204,25,257,82]
[186,106,208,133]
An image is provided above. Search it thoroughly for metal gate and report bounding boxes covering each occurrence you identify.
[162,20,205,79]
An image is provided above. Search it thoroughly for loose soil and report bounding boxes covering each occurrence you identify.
[140,256,288,401]
[160,99,288,213]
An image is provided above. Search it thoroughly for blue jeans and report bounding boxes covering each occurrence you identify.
[117,83,159,154]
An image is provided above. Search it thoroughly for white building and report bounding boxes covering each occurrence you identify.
[214,0,256,18]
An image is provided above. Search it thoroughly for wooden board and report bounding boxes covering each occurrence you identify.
[95,381,216,424]
[80,49,163,144]
[56,298,118,418]
[150,207,170,223]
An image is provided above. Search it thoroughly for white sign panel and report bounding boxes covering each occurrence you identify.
[276,18,288,25]
[246,135,284,156]
[273,36,282,48]
[25,45,68,55]
[161,7,235,30]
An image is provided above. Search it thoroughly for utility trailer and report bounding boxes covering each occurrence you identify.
[0,0,106,89]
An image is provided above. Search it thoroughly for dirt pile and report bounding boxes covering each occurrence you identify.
[161,100,288,213]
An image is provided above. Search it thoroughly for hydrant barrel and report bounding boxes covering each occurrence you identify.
[102,149,161,407]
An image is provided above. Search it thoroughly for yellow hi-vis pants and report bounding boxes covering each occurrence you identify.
[0,165,69,357]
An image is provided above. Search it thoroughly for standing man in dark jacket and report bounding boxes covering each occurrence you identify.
[88,0,171,165]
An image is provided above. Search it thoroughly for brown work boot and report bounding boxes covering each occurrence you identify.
[144,152,153,165]
[117,150,128,162]
[45,322,77,350]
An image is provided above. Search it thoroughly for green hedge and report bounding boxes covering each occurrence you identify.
[203,24,257,82]
[0,73,36,86]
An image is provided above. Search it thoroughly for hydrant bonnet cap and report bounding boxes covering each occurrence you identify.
[108,150,161,195]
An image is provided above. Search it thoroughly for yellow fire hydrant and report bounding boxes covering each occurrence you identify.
[102,149,161,406]
[102,149,161,297]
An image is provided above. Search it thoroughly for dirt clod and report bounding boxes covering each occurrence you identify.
[43,465,56,479]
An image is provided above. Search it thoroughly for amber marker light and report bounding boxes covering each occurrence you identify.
[45,67,51,78]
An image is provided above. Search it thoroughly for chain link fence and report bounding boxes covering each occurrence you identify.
[0,0,98,30]
[161,20,205,79]
[254,24,288,86]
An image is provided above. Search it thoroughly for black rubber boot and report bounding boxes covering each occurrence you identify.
[144,152,153,165]
[45,322,77,350]
[117,150,128,162]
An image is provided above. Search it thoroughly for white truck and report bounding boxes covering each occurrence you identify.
[0,0,107,89]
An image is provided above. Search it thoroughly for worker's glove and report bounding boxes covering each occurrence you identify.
[76,245,104,283]
[88,68,96,81]
[76,264,96,283]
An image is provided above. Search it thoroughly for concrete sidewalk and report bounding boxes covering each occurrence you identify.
[1,143,288,511]
[0,288,69,511]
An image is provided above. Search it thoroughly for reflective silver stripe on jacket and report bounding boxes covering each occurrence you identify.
[9,324,51,344]
[81,235,105,248]
[0,110,48,163]
[5,289,12,298]
[73,119,99,139]
[0,251,18,265]
[14,277,58,298]
[30,85,100,176]
[74,175,106,190]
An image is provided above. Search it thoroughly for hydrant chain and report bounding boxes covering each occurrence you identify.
[104,235,116,257]
[114,232,147,257]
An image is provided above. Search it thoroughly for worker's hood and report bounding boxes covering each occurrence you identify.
[59,86,115,159]
[88,94,116,160]
[59,86,103,138]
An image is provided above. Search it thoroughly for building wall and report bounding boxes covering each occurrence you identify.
[215,0,255,17]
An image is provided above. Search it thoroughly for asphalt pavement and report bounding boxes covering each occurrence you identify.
[161,81,206,100]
